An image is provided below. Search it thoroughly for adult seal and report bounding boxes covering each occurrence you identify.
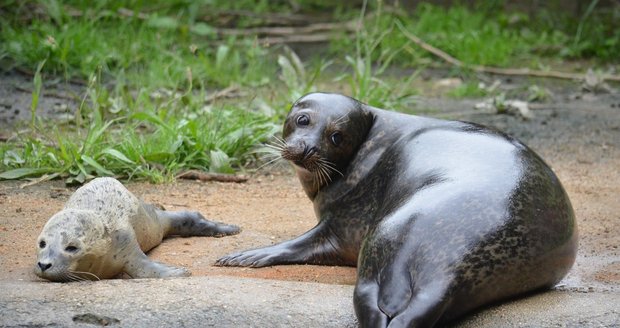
[35,177,240,282]
[216,92,578,327]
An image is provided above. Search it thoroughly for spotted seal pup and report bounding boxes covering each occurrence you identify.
[216,92,578,327]
[35,177,240,282]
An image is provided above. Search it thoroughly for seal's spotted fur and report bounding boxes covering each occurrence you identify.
[217,93,577,327]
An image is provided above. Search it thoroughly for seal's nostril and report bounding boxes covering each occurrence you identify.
[38,262,52,272]
[303,146,316,158]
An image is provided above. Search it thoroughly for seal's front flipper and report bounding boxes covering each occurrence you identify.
[215,222,345,267]
[124,252,190,278]
[160,210,241,237]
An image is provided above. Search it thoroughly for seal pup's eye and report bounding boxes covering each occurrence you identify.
[65,246,79,253]
[296,114,310,126]
[331,132,343,146]
[39,240,46,249]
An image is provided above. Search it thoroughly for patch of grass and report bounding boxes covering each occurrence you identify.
[331,2,619,68]
[0,1,278,89]
[0,0,286,183]
[446,81,489,99]
[1,0,618,183]
[0,78,279,183]
[333,1,418,111]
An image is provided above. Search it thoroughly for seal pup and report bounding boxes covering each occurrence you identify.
[35,177,240,282]
[216,92,578,327]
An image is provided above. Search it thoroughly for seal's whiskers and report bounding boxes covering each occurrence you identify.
[252,138,289,172]
[271,136,288,149]
[255,155,285,172]
[318,159,343,177]
[333,110,351,126]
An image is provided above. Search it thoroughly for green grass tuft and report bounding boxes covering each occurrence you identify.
[0,0,617,183]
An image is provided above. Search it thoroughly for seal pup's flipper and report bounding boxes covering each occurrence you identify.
[215,222,345,267]
[123,251,190,278]
[158,210,241,237]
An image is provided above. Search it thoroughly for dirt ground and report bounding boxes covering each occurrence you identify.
[0,73,619,326]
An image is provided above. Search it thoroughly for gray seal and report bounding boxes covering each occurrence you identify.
[216,92,578,327]
[35,177,240,282]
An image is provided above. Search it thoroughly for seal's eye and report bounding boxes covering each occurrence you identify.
[39,240,46,249]
[296,114,310,126]
[65,246,79,253]
[331,132,343,146]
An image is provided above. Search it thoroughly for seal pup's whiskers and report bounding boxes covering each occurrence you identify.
[61,272,85,282]
[70,270,101,281]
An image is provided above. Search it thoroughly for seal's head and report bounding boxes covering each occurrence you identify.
[282,93,374,198]
[34,209,110,282]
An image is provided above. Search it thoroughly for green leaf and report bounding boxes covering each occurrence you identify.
[146,16,179,30]
[31,59,46,128]
[215,45,229,68]
[0,168,51,180]
[190,23,214,36]
[143,152,173,162]
[102,148,134,164]
[81,155,115,176]
[3,150,25,165]
[210,149,233,174]
[131,112,171,131]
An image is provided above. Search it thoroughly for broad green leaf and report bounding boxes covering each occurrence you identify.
[190,23,214,36]
[210,149,233,174]
[0,167,51,180]
[102,148,134,164]
[143,152,173,162]
[81,155,115,176]
[146,16,179,30]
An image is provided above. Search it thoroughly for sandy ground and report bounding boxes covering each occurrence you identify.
[0,74,619,326]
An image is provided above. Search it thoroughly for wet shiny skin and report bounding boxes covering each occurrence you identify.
[217,93,577,327]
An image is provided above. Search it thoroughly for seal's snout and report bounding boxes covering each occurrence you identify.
[282,142,319,170]
[38,262,52,272]
[281,141,307,161]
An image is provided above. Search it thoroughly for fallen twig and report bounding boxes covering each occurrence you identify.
[176,170,248,183]
[216,21,356,37]
[257,33,336,45]
[13,85,79,101]
[19,173,60,188]
[204,85,242,103]
[14,67,88,85]
[397,22,620,82]
[117,8,149,20]
[201,10,328,26]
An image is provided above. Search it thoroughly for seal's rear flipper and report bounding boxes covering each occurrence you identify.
[354,267,451,327]
[353,282,389,327]
[385,287,451,327]
[124,252,190,278]
[159,210,241,237]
